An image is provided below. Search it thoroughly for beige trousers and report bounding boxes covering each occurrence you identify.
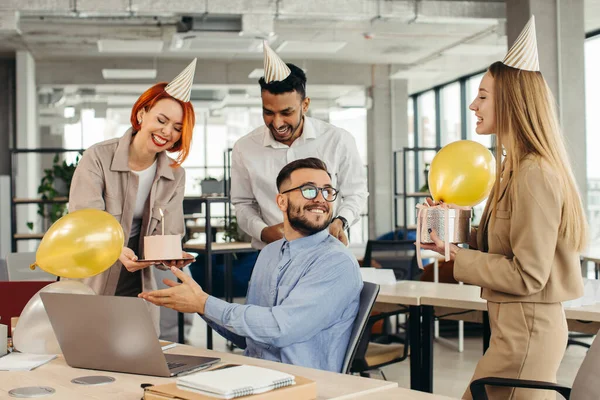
[462,301,567,400]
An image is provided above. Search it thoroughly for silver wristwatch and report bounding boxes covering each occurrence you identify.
[335,216,349,231]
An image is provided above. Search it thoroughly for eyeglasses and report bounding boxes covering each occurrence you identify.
[281,184,339,202]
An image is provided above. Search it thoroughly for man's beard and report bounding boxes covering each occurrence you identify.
[270,111,303,142]
[287,202,332,236]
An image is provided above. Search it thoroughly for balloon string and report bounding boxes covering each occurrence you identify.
[444,207,450,262]
[416,206,427,270]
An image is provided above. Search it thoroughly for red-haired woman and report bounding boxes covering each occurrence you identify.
[68,60,197,328]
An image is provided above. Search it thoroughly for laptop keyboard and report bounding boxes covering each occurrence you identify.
[167,362,185,370]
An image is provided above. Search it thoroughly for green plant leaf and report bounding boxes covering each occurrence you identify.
[36,154,79,220]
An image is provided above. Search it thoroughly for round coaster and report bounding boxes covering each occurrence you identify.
[71,376,116,385]
[8,386,55,398]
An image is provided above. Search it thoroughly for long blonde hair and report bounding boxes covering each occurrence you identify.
[487,61,588,251]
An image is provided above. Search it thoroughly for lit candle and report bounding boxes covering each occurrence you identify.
[159,208,164,236]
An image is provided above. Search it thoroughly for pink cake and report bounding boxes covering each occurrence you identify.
[144,235,182,260]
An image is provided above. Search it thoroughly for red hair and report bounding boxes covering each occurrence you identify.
[130,82,195,167]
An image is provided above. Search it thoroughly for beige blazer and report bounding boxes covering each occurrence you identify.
[454,156,584,303]
[68,128,186,299]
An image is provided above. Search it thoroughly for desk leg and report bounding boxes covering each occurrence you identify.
[483,311,490,354]
[177,275,185,344]
[178,311,184,344]
[225,253,235,351]
[205,205,213,350]
[225,254,233,303]
[433,260,439,339]
[409,305,422,391]
[421,305,434,393]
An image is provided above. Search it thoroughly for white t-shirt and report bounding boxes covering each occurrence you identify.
[129,160,157,237]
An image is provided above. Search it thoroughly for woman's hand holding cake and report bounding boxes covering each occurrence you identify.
[119,246,156,272]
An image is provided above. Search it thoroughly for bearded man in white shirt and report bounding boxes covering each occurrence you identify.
[231,43,368,250]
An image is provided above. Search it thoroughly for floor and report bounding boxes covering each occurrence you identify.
[183,310,589,399]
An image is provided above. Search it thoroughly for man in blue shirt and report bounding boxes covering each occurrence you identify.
[140,157,363,372]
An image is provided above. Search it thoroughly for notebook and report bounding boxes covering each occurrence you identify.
[176,365,295,399]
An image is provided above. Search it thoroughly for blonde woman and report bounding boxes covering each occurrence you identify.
[420,16,587,400]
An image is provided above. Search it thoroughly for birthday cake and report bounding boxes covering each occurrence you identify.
[144,235,182,260]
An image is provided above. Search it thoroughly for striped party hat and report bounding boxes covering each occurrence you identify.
[263,41,291,83]
[502,15,539,72]
[165,58,197,102]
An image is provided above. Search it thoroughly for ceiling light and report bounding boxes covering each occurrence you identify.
[64,107,75,118]
[276,41,347,54]
[442,44,506,56]
[102,69,157,80]
[390,70,440,80]
[97,40,164,54]
[410,16,498,25]
[248,69,264,79]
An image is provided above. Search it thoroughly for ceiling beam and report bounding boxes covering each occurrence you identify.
[5,0,505,21]
[36,57,374,86]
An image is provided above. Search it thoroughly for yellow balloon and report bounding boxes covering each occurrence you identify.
[428,140,496,207]
[33,209,124,279]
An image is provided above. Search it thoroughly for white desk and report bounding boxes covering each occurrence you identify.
[378,280,474,307]
[581,246,600,279]
[375,281,600,394]
[353,387,459,399]
[581,246,600,264]
[0,345,397,400]
[378,281,428,306]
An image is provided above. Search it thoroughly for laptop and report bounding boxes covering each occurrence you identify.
[40,293,220,377]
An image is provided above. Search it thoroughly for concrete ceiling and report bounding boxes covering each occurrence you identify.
[37,82,367,115]
[2,0,599,104]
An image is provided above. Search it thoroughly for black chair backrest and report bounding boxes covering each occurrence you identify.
[363,240,421,281]
[571,329,600,399]
[341,281,380,374]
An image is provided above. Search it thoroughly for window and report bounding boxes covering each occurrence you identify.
[585,35,600,244]
[440,82,461,146]
[399,98,417,231]
[64,108,109,164]
[417,91,436,151]
[330,108,368,243]
[416,91,437,193]
[465,73,492,149]
[406,97,415,195]
[181,108,265,203]
[329,108,367,164]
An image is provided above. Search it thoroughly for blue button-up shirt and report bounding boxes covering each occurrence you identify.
[203,229,363,372]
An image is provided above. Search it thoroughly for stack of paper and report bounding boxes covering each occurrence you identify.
[0,353,57,371]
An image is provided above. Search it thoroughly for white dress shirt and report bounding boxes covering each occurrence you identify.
[231,116,369,249]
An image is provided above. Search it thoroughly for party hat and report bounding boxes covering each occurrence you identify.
[165,58,197,102]
[502,15,539,72]
[263,41,291,83]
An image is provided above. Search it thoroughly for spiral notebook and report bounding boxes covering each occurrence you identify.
[176,365,295,399]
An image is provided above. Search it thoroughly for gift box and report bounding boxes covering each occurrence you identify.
[417,207,472,244]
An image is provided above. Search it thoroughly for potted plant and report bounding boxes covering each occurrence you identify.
[27,153,80,230]
[223,216,242,242]
[418,163,431,194]
[200,176,224,195]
